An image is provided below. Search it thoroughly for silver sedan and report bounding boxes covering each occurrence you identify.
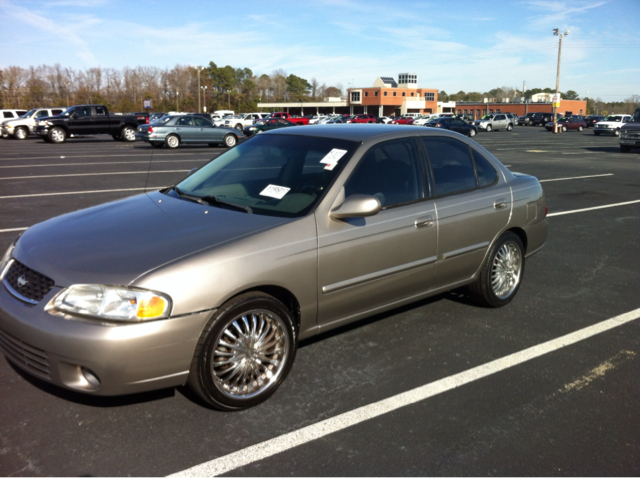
[136,114,244,148]
[0,125,547,410]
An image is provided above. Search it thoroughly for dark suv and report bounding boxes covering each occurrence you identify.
[518,113,538,126]
[531,112,562,126]
[585,115,604,128]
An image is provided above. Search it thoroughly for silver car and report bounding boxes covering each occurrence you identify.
[136,114,244,148]
[474,114,513,132]
[0,125,547,410]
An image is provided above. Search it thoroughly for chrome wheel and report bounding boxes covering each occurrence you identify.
[165,134,179,148]
[121,126,136,142]
[224,134,237,147]
[50,127,66,143]
[490,241,522,299]
[469,128,477,137]
[211,309,290,400]
[15,127,28,140]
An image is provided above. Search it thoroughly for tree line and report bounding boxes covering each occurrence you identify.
[439,86,639,115]
[0,63,344,113]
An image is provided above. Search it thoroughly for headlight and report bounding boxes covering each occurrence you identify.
[49,285,172,322]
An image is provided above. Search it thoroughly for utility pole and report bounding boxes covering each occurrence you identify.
[196,66,205,113]
[552,29,569,133]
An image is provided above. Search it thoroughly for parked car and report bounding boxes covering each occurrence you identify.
[517,112,538,126]
[0,124,547,410]
[136,114,244,148]
[619,106,640,153]
[149,113,167,123]
[128,112,150,125]
[348,114,377,124]
[326,116,350,124]
[265,112,309,125]
[593,114,631,136]
[224,113,269,130]
[392,116,415,125]
[413,114,439,126]
[474,114,513,132]
[243,117,297,136]
[1,107,65,139]
[530,112,562,126]
[544,117,587,132]
[584,115,604,128]
[0,109,29,137]
[424,117,479,137]
[309,115,328,125]
[34,104,140,143]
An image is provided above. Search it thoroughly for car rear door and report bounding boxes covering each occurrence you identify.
[421,136,511,289]
[316,137,438,326]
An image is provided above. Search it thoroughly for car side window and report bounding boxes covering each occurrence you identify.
[422,137,477,196]
[95,106,106,116]
[344,138,423,207]
[176,117,193,126]
[471,150,498,187]
[193,117,211,127]
[35,111,48,118]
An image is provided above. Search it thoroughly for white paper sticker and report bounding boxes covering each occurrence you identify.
[260,184,291,199]
[320,148,348,170]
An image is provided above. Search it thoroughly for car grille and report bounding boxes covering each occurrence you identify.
[0,327,50,378]
[3,260,55,304]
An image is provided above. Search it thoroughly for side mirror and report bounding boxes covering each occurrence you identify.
[330,195,381,219]
[71,112,78,119]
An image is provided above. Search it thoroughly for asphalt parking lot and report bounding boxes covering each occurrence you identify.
[0,127,639,476]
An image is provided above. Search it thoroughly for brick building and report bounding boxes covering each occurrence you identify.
[453,99,587,120]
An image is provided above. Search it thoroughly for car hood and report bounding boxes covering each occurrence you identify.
[13,191,292,287]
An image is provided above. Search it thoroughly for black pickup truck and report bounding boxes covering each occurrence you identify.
[34,104,140,143]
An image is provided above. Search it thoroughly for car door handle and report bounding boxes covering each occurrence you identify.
[415,215,434,228]
[494,198,508,209]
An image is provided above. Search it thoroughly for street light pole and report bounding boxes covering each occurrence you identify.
[196,66,205,113]
[552,28,569,133]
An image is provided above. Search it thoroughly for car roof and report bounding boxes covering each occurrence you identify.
[262,124,464,142]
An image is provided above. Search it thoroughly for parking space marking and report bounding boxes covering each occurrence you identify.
[540,173,614,182]
[0,171,189,180]
[0,227,28,233]
[0,187,164,200]
[171,307,640,477]
[0,159,211,169]
[548,199,640,217]
[0,152,217,161]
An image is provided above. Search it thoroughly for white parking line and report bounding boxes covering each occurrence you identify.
[0,152,214,161]
[171,307,640,477]
[540,173,614,182]
[0,187,163,201]
[0,159,210,169]
[0,171,189,180]
[548,199,640,217]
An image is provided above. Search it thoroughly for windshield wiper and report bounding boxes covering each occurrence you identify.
[170,187,252,213]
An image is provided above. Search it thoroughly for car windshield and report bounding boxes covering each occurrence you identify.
[153,116,172,125]
[481,115,493,120]
[604,116,622,122]
[23,109,38,118]
[175,134,359,218]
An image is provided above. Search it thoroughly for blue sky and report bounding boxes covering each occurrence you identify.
[1,0,638,101]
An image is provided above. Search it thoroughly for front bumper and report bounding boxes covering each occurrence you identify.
[0,281,211,396]
[594,126,619,135]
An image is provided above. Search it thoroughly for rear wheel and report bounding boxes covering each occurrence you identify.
[469,128,477,137]
[15,127,29,140]
[562,125,567,132]
[577,126,583,132]
[224,134,237,148]
[468,232,525,308]
[49,127,66,143]
[187,292,297,410]
[165,134,180,149]
[235,124,243,130]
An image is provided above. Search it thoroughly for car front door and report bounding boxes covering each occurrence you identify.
[173,116,197,142]
[316,137,438,327]
[68,106,94,134]
[421,136,511,289]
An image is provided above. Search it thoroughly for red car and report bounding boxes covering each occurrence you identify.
[392,116,415,125]
[348,114,377,123]
[544,117,587,132]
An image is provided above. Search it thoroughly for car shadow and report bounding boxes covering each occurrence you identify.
[584,146,624,153]
[7,360,175,407]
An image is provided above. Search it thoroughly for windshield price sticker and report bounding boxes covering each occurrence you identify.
[320,149,348,170]
[260,184,291,200]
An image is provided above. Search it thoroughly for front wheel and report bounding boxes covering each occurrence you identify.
[578,126,583,132]
[467,232,525,308]
[187,292,297,410]
[469,128,477,137]
[235,124,243,131]
[48,127,66,143]
[121,126,136,142]
[15,127,29,140]
[614,128,621,137]
[224,134,237,148]
[485,124,492,132]
[506,124,513,131]
[562,125,567,132]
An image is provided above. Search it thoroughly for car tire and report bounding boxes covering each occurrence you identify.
[620,145,631,153]
[49,127,66,144]
[469,128,477,137]
[467,232,525,308]
[614,128,621,137]
[165,134,180,149]
[224,134,237,148]
[506,124,513,131]
[187,292,297,410]
[235,124,243,130]
[485,124,492,132]
[121,126,136,142]
[15,127,29,140]
[562,126,567,132]
[578,126,583,132]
